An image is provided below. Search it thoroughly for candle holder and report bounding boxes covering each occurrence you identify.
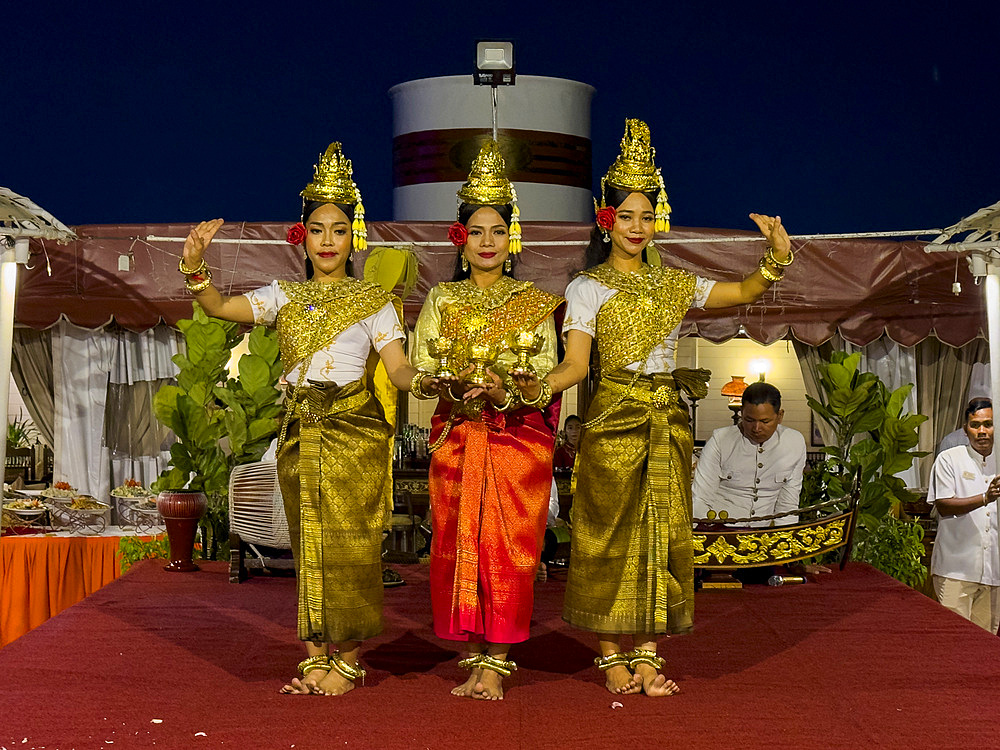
[426,337,457,379]
[466,342,500,386]
[507,330,544,376]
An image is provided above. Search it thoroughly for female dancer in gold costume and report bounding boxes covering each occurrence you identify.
[411,141,562,700]
[526,120,794,696]
[178,143,423,696]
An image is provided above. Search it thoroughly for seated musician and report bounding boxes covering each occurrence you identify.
[692,382,806,528]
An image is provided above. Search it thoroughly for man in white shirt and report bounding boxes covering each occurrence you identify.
[928,398,1000,633]
[692,382,806,528]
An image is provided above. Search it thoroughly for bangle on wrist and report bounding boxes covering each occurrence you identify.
[494,389,516,412]
[184,267,213,293]
[179,257,208,276]
[410,371,435,400]
[521,379,553,409]
[765,245,794,267]
[757,257,783,283]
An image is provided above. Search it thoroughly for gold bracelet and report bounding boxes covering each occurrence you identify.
[521,379,553,409]
[184,269,213,293]
[178,257,208,276]
[494,389,516,412]
[765,245,794,267]
[410,371,435,400]
[757,257,783,283]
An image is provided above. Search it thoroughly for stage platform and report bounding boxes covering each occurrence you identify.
[2,560,999,749]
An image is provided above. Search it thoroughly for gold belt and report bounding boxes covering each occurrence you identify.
[290,388,371,425]
[602,377,678,409]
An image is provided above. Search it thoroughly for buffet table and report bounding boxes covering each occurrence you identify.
[0,527,161,648]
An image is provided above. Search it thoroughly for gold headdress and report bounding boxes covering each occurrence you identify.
[300,142,367,251]
[599,119,672,233]
[456,139,522,253]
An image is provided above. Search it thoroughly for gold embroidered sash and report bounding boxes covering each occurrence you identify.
[580,264,696,375]
[275,278,394,378]
[437,276,561,369]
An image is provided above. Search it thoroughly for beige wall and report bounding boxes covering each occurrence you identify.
[677,337,812,444]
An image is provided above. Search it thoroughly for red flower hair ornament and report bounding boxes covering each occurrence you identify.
[595,206,616,231]
[447,222,469,247]
[286,222,306,245]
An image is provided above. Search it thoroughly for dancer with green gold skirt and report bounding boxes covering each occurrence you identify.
[177,143,424,696]
[525,119,796,696]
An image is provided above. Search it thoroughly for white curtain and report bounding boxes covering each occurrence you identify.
[53,322,181,500]
[107,326,182,488]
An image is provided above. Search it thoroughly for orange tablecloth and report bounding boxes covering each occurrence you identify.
[0,535,123,648]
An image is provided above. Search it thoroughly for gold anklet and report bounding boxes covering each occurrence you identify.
[297,655,331,676]
[328,654,366,685]
[478,655,517,677]
[594,652,631,671]
[457,654,485,670]
[626,648,665,670]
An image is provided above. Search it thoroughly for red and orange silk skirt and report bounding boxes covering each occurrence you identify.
[429,402,555,644]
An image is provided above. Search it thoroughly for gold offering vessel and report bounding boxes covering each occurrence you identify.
[427,337,457,379]
[507,330,544,376]
[466,342,500,386]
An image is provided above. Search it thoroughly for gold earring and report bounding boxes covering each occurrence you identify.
[504,257,512,273]
[461,255,469,272]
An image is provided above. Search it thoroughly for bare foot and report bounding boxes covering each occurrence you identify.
[451,667,483,698]
[313,668,357,696]
[473,669,504,700]
[632,662,680,696]
[603,664,642,695]
[279,667,328,695]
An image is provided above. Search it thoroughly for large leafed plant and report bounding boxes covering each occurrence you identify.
[804,350,929,585]
[151,302,282,558]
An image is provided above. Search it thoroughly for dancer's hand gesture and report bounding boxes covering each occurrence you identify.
[182,218,224,271]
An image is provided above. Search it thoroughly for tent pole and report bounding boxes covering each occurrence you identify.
[0,239,26,497]
[985,270,1000,472]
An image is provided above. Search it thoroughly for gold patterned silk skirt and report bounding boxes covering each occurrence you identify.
[563,370,696,635]
[276,379,391,644]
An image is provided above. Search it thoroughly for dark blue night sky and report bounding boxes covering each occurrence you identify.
[6,1,998,236]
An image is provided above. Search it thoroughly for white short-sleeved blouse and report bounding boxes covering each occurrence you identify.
[244,280,405,386]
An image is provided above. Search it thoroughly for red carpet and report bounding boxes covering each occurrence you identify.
[2,561,1000,749]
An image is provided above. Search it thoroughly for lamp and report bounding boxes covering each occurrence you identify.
[474,41,515,86]
[747,358,771,383]
[720,375,748,425]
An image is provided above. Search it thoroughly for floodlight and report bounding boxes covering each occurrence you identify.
[474,41,515,86]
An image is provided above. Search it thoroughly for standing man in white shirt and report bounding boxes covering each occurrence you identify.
[693,382,806,528]
[928,398,1000,633]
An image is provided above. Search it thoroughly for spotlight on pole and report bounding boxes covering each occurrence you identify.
[474,41,515,86]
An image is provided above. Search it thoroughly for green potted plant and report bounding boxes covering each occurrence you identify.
[151,302,282,571]
[5,411,39,485]
[803,350,929,586]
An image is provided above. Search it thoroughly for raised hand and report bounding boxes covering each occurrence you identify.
[182,218,224,271]
[749,213,791,261]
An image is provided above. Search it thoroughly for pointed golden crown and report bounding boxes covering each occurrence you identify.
[601,119,672,232]
[301,142,361,205]
[457,139,515,206]
[603,119,660,193]
[300,142,367,251]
